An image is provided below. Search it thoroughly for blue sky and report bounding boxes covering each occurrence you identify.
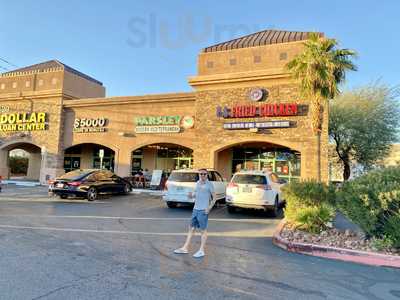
[0,0,399,96]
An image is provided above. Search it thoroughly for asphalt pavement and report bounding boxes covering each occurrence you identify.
[0,185,399,300]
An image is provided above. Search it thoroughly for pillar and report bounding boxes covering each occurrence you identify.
[0,149,9,179]
[27,152,41,180]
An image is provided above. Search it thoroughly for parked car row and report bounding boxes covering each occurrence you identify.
[162,169,286,216]
[48,168,286,217]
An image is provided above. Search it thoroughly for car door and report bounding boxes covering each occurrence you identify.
[102,170,119,194]
[95,171,112,194]
[210,171,225,200]
[111,174,125,193]
[268,173,282,201]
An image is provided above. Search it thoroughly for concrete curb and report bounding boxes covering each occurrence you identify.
[272,220,400,268]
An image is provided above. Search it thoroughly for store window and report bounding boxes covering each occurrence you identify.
[131,144,193,175]
[231,146,300,182]
[93,148,114,171]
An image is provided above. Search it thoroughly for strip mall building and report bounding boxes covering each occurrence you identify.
[0,29,328,184]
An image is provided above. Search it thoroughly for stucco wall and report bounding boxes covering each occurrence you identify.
[62,93,197,177]
[192,85,329,182]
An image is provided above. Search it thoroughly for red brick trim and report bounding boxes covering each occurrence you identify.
[272,220,400,268]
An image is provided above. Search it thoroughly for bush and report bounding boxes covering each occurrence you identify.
[293,205,335,234]
[337,166,400,247]
[283,180,336,233]
[371,236,394,251]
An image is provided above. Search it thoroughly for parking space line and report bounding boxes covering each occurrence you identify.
[0,214,277,224]
[0,224,273,237]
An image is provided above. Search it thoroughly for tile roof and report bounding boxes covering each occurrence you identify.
[2,60,102,85]
[203,29,323,53]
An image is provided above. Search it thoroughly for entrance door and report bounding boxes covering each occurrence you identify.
[64,157,81,173]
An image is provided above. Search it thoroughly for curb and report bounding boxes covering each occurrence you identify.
[272,220,400,268]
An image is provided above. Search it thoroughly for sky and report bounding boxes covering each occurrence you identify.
[0,0,399,97]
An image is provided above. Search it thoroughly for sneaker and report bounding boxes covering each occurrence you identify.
[193,250,205,258]
[174,248,188,254]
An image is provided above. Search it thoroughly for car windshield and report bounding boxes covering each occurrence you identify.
[168,172,199,182]
[232,174,267,185]
[58,170,92,181]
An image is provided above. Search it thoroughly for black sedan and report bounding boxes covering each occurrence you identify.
[49,169,132,201]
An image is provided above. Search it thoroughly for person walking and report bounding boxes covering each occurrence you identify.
[174,169,215,258]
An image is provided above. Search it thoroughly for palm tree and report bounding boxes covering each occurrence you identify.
[286,32,357,181]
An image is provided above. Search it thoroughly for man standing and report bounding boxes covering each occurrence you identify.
[174,169,215,258]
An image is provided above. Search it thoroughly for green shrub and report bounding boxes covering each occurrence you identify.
[371,236,394,251]
[337,166,400,247]
[383,214,400,248]
[293,205,335,234]
[283,180,336,233]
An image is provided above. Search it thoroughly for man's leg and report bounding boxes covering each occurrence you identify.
[182,226,195,250]
[193,230,207,257]
[199,230,207,252]
[174,226,195,254]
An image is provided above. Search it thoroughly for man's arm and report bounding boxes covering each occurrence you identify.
[205,183,216,214]
[190,182,198,200]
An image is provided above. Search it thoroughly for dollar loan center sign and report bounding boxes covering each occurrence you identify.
[0,112,48,132]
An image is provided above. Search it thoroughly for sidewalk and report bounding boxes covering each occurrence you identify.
[1,180,42,187]
[130,189,164,196]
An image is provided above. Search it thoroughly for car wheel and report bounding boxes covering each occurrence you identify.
[123,184,131,195]
[217,197,226,205]
[227,206,236,213]
[60,194,68,199]
[270,197,279,217]
[166,201,178,208]
[87,187,98,201]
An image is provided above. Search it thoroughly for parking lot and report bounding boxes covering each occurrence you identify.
[0,185,399,299]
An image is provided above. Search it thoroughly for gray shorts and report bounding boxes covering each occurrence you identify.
[190,209,208,230]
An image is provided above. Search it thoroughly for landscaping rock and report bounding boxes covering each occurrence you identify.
[280,223,399,256]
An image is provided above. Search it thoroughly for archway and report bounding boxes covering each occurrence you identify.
[64,143,115,173]
[0,142,42,181]
[214,141,301,182]
[131,143,193,176]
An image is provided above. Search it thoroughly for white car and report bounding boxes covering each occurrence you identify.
[226,171,286,216]
[163,169,227,209]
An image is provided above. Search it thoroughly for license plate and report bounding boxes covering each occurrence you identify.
[242,187,252,193]
[56,183,64,188]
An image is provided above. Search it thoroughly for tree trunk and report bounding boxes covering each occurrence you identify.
[317,132,321,182]
[311,96,323,182]
[343,159,351,181]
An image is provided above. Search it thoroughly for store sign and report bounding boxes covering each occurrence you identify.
[73,117,108,133]
[216,103,298,119]
[0,105,10,113]
[223,121,291,130]
[134,115,194,134]
[0,112,47,132]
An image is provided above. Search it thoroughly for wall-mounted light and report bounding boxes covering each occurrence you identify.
[118,132,135,137]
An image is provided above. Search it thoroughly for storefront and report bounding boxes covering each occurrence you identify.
[0,29,329,184]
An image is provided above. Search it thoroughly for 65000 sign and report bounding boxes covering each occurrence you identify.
[73,118,108,133]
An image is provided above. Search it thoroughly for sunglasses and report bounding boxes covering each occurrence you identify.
[199,173,208,176]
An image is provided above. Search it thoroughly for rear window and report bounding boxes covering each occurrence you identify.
[232,174,267,185]
[168,172,199,182]
[58,170,92,181]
